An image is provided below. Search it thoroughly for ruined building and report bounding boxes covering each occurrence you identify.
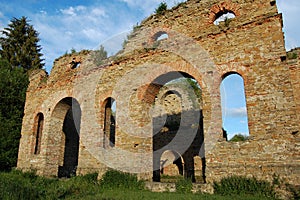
[18,0,300,186]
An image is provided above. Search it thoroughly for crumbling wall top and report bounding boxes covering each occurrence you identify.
[122,0,281,56]
[27,50,92,91]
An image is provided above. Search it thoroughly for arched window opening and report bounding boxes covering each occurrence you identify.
[104,98,116,148]
[153,31,169,42]
[157,33,168,41]
[220,73,249,141]
[34,113,44,155]
[152,72,204,182]
[45,97,81,178]
[70,57,81,69]
[61,106,81,177]
[160,150,184,179]
[214,11,236,25]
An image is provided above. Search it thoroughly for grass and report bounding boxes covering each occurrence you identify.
[213,175,275,198]
[0,170,282,200]
[86,189,274,200]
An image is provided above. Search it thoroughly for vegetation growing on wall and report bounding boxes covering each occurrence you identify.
[92,45,108,66]
[229,134,249,142]
[155,2,168,15]
[287,51,298,60]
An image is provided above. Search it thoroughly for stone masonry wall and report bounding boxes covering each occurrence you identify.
[18,0,300,186]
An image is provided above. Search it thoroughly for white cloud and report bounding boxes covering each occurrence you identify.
[60,6,87,16]
[39,10,47,15]
[29,4,113,72]
[91,8,106,17]
[225,107,247,118]
[277,0,300,50]
[1,0,297,73]
[60,7,76,16]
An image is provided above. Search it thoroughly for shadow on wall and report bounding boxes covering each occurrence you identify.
[58,99,81,178]
[152,110,206,183]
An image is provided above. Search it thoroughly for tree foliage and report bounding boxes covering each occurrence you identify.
[0,16,42,171]
[155,2,168,15]
[0,16,44,71]
[0,59,29,171]
[92,45,108,66]
[229,134,249,142]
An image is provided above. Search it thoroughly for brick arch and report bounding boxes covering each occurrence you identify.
[216,62,250,86]
[98,91,114,125]
[218,70,248,93]
[222,71,243,80]
[132,57,216,143]
[220,71,248,107]
[151,74,205,182]
[209,1,240,24]
[137,62,207,105]
[46,97,81,177]
[155,150,184,181]
[148,27,172,44]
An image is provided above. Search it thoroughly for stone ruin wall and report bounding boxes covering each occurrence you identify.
[18,0,300,186]
[287,48,300,122]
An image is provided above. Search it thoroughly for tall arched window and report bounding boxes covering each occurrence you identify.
[104,98,116,148]
[220,73,249,141]
[34,113,44,154]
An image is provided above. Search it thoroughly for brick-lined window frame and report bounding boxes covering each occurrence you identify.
[208,1,240,24]
[103,97,116,148]
[34,113,44,154]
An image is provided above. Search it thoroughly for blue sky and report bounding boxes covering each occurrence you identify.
[220,74,249,139]
[0,0,299,139]
[0,0,185,71]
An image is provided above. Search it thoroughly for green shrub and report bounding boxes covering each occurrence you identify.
[99,170,144,190]
[230,134,249,142]
[213,175,275,198]
[155,2,167,15]
[175,178,193,194]
[287,52,298,60]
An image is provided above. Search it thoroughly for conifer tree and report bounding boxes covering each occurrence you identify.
[0,16,43,171]
[0,59,28,171]
[0,16,44,71]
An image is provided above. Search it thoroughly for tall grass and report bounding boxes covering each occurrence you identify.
[0,170,100,200]
[213,175,275,198]
[99,169,144,190]
[0,170,281,200]
[0,170,39,199]
[175,178,193,193]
